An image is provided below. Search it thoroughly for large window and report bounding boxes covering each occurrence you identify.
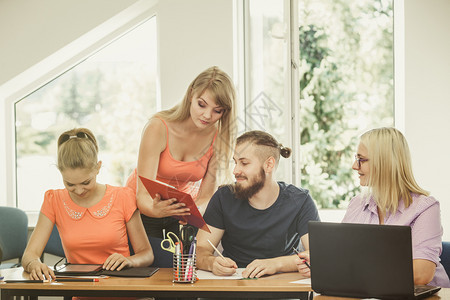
[244,0,393,210]
[15,18,157,212]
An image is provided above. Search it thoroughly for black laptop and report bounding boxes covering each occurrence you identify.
[308,221,441,299]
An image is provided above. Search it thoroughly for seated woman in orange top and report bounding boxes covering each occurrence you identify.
[22,128,153,280]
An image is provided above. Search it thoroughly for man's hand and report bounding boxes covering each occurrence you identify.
[242,258,278,278]
[211,256,238,276]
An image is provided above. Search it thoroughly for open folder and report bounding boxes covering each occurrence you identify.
[139,176,211,232]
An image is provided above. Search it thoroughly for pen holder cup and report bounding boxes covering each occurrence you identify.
[173,253,197,283]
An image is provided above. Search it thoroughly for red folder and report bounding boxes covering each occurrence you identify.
[139,176,210,233]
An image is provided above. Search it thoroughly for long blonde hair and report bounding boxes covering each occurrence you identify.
[57,128,99,172]
[155,66,237,180]
[360,127,428,216]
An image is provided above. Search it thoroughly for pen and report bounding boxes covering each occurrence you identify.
[3,280,50,283]
[293,247,311,269]
[175,242,181,280]
[186,238,197,281]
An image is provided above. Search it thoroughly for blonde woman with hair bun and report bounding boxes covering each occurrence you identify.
[22,128,154,280]
[126,66,237,238]
[341,127,450,287]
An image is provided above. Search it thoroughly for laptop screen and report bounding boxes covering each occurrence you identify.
[309,221,416,299]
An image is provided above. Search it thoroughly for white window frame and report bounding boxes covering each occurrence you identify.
[235,0,296,184]
[0,0,158,212]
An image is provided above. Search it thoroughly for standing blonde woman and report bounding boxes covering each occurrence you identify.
[341,127,449,287]
[126,66,237,238]
[22,128,153,280]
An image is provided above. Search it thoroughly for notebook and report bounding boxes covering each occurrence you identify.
[308,221,441,299]
[54,263,159,278]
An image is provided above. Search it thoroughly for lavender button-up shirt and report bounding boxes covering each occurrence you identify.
[342,193,450,288]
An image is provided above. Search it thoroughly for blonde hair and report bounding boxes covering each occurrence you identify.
[360,127,428,216]
[155,66,237,179]
[236,130,291,164]
[57,128,99,172]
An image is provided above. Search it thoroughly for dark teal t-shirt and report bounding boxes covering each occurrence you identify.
[203,182,320,268]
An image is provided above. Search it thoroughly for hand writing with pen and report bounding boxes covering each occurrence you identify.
[206,239,238,276]
[295,248,311,278]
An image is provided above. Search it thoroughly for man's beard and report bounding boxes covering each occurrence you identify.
[233,168,266,200]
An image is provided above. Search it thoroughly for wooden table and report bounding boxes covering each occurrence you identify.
[1,267,312,299]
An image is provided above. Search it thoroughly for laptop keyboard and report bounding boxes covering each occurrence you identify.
[414,285,432,294]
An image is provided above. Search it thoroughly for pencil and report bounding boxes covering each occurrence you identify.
[292,247,311,269]
[207,239,226,261]
[3,280,50,283]
[55,278,99,282]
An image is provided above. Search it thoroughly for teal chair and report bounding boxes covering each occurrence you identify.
[128,235,173,268]
[148,236,173,268]
[0,206,28,268]
[441,241,450,280]
[43,225,65,258]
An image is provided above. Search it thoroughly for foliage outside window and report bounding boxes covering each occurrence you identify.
[298,0,393,208]
[15,18,157,212]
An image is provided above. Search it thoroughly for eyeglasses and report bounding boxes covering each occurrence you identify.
[354,155,369,169]
[59,132,89,145]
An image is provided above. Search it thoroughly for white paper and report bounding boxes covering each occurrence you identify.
[196,268,245,280]
[290,278,311,284]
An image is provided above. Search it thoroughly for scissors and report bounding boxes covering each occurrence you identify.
[161,231,181,253]
[180,225,196,253]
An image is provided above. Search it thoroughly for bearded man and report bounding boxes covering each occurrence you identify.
[196,130,320,278]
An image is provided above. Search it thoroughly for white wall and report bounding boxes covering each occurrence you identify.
[404,0,450,240]
[0,0,141,86]
[157,0,234,107]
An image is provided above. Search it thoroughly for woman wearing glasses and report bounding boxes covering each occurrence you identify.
[126,66,237,238]
[22,128,154,280]
[298,127,449,287]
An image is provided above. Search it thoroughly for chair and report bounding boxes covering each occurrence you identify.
[0,206,28,268]
[148,236,173,268]
[43,224,65,258]
[441,241,450,280]
[129,235,173,268]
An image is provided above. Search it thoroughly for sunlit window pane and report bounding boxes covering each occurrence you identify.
[15,18,157,212]
[298,0,394,208]
[246,0,291,182]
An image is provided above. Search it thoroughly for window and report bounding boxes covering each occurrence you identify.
[243,0,292,182]
[243,0,394,210]
[14,17,157,212]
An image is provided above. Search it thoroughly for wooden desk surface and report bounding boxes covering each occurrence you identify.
[2,267,447,299]
[1,267,312,299]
